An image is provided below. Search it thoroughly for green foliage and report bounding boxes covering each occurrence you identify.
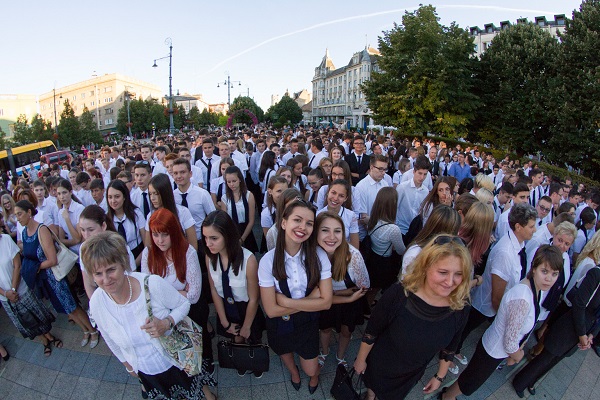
[198,108,220,126]
[217,115,228,126]
[362,5,478,138]
[471,23,560,157]
[548,0,600,180]
[57,100,81,148]
[229,96,265,124]
[0,125,8,149]
[172,104,187,130]
[79,107,102,145]
[265,94,303,125]
[11,114,54,146]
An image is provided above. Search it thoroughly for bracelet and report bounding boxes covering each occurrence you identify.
[126,367,134,373]
[434,373,446,382]
[224,321,231,330]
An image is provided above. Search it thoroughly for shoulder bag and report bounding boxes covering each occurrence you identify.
[217,340,270,373]
[43,225,79,281]
[330,364,363,400]
[143,275,203,377]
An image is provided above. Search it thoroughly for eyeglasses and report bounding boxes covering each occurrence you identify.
[538,204,552,213]
[371,165,386,172]
[433,235,465,247]
[136,160,150,165]
[308,179,322,186]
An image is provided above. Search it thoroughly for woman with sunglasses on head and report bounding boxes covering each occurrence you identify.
[145,173,198,251]
[316,211,369,369]
[106,180,146,267]
[354,234,473,400]
[441,245,563,399]
[202,210,266,377]
[258,197,333,394]
[219,166,258,253]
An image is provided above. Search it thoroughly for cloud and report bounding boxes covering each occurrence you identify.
[203,4,559,74]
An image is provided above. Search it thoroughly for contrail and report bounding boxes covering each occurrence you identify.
[203,4,561,74]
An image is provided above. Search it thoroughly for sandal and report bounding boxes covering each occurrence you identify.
[318,352,329,367]
[50,338,63,348]
[81,331,91,347]
[44,342,52,357]
[336,356,348,369]
[89,331,100,349]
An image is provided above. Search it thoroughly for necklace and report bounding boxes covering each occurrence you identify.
[107,275,133,306]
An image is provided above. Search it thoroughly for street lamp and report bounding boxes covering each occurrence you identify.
[217,72,241,108]
[52,87,63,148]
[125,85,133,138]
[152,37,175,134]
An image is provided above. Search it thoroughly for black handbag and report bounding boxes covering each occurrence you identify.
[330,364,363,400]
[217,340,270,373]
[8,302,44,331]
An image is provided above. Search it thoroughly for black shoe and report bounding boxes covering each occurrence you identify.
[291,365,301,391]
[141,389,149,399]
[528,387,536,396]
[308,379,319,395]
[515,390,525,399]
[1,350,9,362]
[253,371,263,379]
[593,345,600,358]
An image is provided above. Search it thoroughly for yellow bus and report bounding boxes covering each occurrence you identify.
[0,140,57,177]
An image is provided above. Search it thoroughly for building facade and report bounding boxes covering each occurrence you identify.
[0,94,38,137]
[470,14,567,57]
[38,73,162,134]
[173,93,210,114]
[311,47,380,130]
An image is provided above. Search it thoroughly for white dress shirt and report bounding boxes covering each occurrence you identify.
[173,185,215,237]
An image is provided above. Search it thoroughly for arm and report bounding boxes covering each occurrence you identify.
[491,274,508,312]
[185,226,198,251]
[277,278,333,312]
[38,225,58,269]
[82,270,96,301]
[241,193,255,242]
[572,268,600,340]
[183,247,201,304]
[59,209,82,245]
[503,298,530,364]
[240,255,260,340]
[206,262,239,336]
[260,286,300,318]
[349,232,360,249]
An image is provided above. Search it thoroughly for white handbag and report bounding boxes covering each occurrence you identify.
[45,225,79,281]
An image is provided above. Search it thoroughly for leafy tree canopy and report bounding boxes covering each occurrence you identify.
[265,94,303,125]
[230,96,265,124]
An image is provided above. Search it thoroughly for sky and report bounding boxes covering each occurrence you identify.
[1,0,583,111]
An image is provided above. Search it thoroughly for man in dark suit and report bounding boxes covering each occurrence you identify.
[345,136,370,186]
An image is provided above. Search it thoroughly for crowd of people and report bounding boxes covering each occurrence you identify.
[1,126,599,400]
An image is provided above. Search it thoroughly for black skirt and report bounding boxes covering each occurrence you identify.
[138,362,216,400]
[266,311,319,359]
[216,299,266,343]
[238,222,259,253]
[367,252,401,289]
[319,297,366,333]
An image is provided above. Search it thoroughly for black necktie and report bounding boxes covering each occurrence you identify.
[444,164,448,176]
[531,190,537,207]
[181,193,188,208]
[206,158,212,192]
[141,192,150,218]
[519,247,527,279]
[357,155,362,165]
[538,220,543,226]
[246,155,250,167]
[309,155,315,167]
[117,221,127,242]
[173,181,178,190]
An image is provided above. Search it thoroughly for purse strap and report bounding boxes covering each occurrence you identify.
[143,275,155,319]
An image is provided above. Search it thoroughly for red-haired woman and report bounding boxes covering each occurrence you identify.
[141,208,214,373]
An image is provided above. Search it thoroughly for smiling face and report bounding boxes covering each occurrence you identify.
[92,263,127,296]
[327,184,347,211]
[202,225,225,255]
[279,170,292,185]
[281,206,314,247]
[317,217,343,255]
[331,148,342,161]
[107,187,125,212]
[424,255,464,299]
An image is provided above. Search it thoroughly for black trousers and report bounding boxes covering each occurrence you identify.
[188,298,213,364]
[512,349,563,392]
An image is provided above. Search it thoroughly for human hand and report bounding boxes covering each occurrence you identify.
[61,208,69,220]
[141,317,169,338]
[422,376,441,393]
[226,323,240,336]
[353,358,367,375]
[578,335,591,350]
[351,287,368,301]
[239,325,251,339]
[6,289,18,302]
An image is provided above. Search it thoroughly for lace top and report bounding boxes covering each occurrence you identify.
[140,245,201,304]
[370,221,405,257]
[332,245,370,291]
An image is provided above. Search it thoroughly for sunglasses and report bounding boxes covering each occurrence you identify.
[433,235,465,247]
[136,160,150,165]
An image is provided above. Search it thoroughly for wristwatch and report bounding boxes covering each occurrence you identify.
[168,318,174,330]
[11,288,16,292]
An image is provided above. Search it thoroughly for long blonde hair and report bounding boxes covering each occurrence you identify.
[576,230,600,269]
[403,234,473,310]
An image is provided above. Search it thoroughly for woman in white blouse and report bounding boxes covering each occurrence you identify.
[82,232,216,400]
[55,179,84,254]
[316,212,369,368]
[316,179,359,248]
[106,180,145,266]
[202,210,266,376]
[440,245,563,399]
[258,198,333,394]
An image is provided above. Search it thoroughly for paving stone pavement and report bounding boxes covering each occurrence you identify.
[2,304,599,400]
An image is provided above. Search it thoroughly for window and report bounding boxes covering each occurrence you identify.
[99,120,102,126]
[105,108,113,114]
[104,86,112,93]
[90,91,94,96]
[81,93,85,99]
[90,101,95,106]
[104,97,112,103]
[0,109,3,116]
[73,95,77,101]
[105,118,113,125]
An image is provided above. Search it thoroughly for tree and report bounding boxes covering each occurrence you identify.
[471,23,560,156]
[172,104,187,130]
[265,94,303,125]
[549,0,600,179]
[57,100,81,148]
[188,106,201,128]
[0,125,8,150]
[198,108,219,126]
[79,107,102,145]
[11,114,54,146]
[361,5,478,138]
[229,96,265,124]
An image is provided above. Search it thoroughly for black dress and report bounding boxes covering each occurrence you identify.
[363,283,470,400]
